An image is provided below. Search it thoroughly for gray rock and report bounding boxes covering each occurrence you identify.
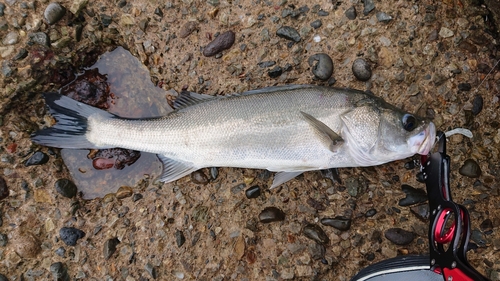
[0,233,7,246]
[13,48,28,61]
[245,185,261,199]
[50,262,70,281]
[376,11,392,23]
[410,204,430,221]
[59,227,85,246]
[346,176,367,197]
[191,170,209,184]
[0,176,8,200]
[145,262,157,279]
[308,53,333,81]
[44,3,66,25]
[29,32,51,46]
[384,228,415,245]
[345,6,357,20]
[321,216,352,231]
[0,3,5,16]
[2,31,18,45]
[175,230,185,247]
[471,95,483,115]
[459,159,481,178]
[310,19,322,29]
[268,66,283,78]
[24,151,49,166]
[276,26,301,42]
[103,237,120,259]
[398,184,427,206]
[363,0,375,15]
[352,58,372,81]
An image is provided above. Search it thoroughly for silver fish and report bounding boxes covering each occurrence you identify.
[32,85,436,187]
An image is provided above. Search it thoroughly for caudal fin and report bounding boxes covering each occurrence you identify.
[31,93,115,149]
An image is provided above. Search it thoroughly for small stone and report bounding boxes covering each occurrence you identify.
[459,159,481,178]
[132,193,143,202]
[376,11,392,23]
[0,233,8,246]
[0,3,5,16]
[231,183,246,194]
[59,227,85,246]
[175,230,185,247]
[116,186,133,199]
[13,48,28,61]
[29,32,50,46]
[363,0,375,15]
[179,21,198,38]
[0,274,6,281]
[103,237,119,259]
[345,6,357,20]
[145,263,157,279]
[44,3,66,25]
[203,30,235,57]
[210,167,218,179]
[345,176,367,197]
[0,176,8,200]
[25,151,49,166]
[410,204,430,221]
[471,95,483,116]
[2,31,18,45]
[191,170,209,184]
[439,27,454,38]
[303,224,329,244]
[55,178,77,198]
[458,83,472,91]
[276,26,301,42]
[154,7,163,17]
[308,53,333,81]
[384,228,415,245]
[321,216,352,231]
[257,61,276,68]
[317,10,329,16]
[69,0,88,15]
[310,19,322,29]
[398,184,427,206]
[259,207,285,223]
[352,58,372,81]
[245,185,261,199]
[365,209,377,217]
[138,18,148,31]
[12,232,41,258]
[480,219,493,234]
[50,262,70,281]
[471,229,488,247]
[268,66,283,78]
[55,247,66,257]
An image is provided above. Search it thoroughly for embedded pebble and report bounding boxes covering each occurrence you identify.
[308,53,333,81]
[13,232,41,258]
[439,27,454,38]
[317,10,329,16]
[210,167,218,179]
[257,61,276,68]
[13,48,28,61]
[59,227,85,246]
[203,30,235,57]
[363,0,375,15]
[116,186,133,199]
[276,26,301,42]
[145,263,158,279]
[268,66,283,78]
[50,262,70,281]
[471,95,483,115]
[345,176,367,197]
[480,219,493,234]
[384,228,415,245]
[245,185,261,199]
[471,229,487,247]
[458,83,472,91]
[321,216,352,231]
[352,58,372,81]
[365,209,377,217]
[345,6,357,20]
[376,11,392,23]
[191,170,209,184]
[310,19,322,29]
[55,247,66,257]
[25,151,49,166]
[0,233,7,246]
[398,185,427,206]
[259,207,285,223]
[179,21,198,38]
[0,176,8,200]
[459,159,481,178]
[303,224,330,244]
[410,204,430,221]
[0,3,4,16]
[175,230,186,247]
[29,32,50,46]
[101,14,112,27]
[132,193,143,202]
[44,3,66,25]
[103,237,119,259]
[55,178,77,198]
[2,31,18,45]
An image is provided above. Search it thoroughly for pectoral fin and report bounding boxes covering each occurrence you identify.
[271,171,304,189]
[300,111,344,152]
[157,155,198,182]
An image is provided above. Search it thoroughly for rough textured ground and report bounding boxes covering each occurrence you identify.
[0,0,499,280]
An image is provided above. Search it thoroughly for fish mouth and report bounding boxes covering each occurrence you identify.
[409,122,436,155]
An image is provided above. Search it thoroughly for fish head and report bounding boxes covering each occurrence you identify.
[341,98,436,166]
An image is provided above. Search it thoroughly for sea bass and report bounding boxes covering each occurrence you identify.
[32,85,436,187]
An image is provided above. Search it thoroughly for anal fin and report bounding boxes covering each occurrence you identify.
[157,155,198,183]
[300,111,344,152]
[271,171,304,189]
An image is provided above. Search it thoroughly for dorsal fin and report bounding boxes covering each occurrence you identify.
[173,91,216,110]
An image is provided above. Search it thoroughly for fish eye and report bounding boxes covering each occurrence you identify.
[402,114,417,132]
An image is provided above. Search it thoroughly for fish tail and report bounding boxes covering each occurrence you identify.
[31,93,114,149]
